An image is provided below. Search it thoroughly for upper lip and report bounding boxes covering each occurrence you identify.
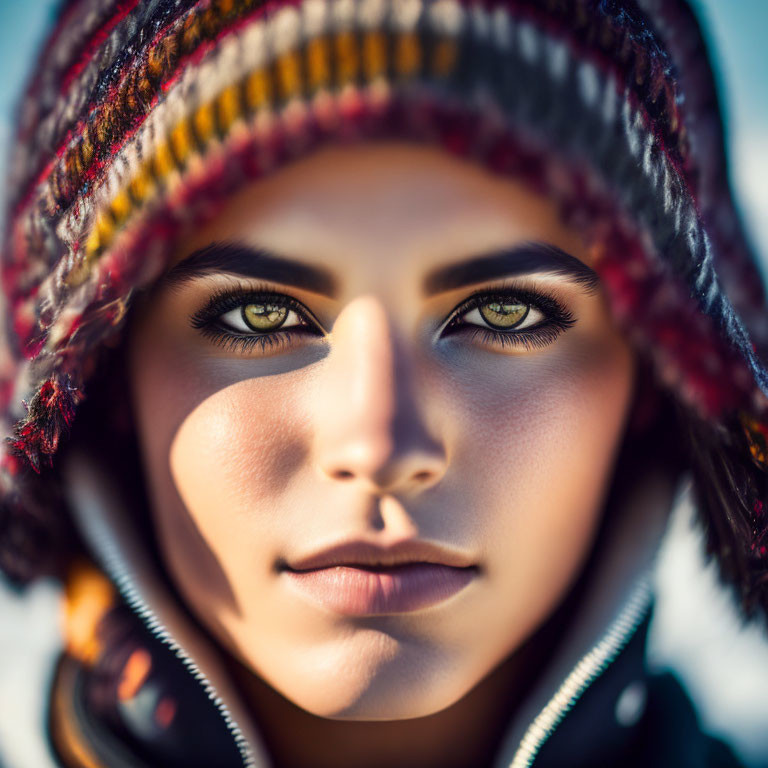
[282,539,477,571]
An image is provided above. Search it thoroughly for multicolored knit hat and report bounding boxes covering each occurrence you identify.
[2,0,768,615]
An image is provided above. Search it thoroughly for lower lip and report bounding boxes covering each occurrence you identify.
[282,563,477,615]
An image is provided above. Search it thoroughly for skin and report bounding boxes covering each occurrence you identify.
[125,143,636,768]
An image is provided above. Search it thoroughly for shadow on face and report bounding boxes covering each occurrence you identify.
[122,142,636,720]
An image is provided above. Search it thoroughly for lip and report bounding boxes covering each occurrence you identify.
[279,539,478,615]
[282,563,477,615]
[282,539,477,571]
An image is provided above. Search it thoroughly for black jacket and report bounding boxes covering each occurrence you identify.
[32,447,744,768]
[47,588,742,768]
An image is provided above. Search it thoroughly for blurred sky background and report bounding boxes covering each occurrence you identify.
[0,2,766,767]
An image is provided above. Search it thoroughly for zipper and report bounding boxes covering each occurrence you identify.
[77,507,258,768]
[88,558,650,768]
[508,573,653,768]
[74,453,651,768]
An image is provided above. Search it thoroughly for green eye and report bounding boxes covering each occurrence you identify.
[441,287,576,352]
[479,301,529,329]
[242,303,289,330]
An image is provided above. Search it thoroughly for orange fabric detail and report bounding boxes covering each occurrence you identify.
[50,658,107,768]
[741,413,768,467]
[118,648,153,701]
[62,560,115,665]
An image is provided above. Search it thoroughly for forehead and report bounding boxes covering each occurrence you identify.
[169,142,591,286]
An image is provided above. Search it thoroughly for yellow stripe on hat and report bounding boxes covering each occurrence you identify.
[129,163,155,205]
[276,50,303,100]
[69,23,460,289]
[109,189,132,224]
[153,140,176,180]
[396,33,421,77]
[193,102,216,144]
[170,119,195,166]
[245,68,273,110]
[307,38,331,90]
[363,31,387,80]
[431,38,457,77]
[335,30,359,85]
[217,83,243,134]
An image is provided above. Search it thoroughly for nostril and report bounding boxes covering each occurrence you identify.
[333,469,354,480]
[412,471,432,483]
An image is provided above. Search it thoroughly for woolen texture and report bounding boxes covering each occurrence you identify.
[1,0,768,616]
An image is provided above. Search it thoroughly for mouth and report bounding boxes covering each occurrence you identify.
[279,540,479,615]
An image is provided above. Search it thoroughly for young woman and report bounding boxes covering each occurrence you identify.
[1,0,766,766]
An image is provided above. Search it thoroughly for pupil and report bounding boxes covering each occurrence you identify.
[243,303,288,330]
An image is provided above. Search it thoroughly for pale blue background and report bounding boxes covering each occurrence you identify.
[0,2,766,767]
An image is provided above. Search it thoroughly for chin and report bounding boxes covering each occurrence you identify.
[296,682,467,722]
[265,635,473,720]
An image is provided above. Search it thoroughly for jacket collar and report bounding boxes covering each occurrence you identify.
[492,461,672,766]
[62,448,270,767]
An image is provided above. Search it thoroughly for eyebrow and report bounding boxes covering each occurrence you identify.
[158,242,339,297]
[422,242,600,296]
[159,240,599,299]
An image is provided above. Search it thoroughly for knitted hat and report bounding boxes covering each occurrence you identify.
[2,0,768,615]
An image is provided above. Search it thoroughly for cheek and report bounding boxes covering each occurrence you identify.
[128,313,313,612]
[468,334,633,491]
[169,379,310,516]
[150,373,316,633]
[128,301,311,523]
[441,330,634,635]
[163,376,317,618]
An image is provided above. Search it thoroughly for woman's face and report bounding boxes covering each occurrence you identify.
[127,143,635,719]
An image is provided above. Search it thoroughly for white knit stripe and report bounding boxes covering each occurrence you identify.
[303,0,329,36]
[544,35,569,83]
[517,19,541,65]
[577,60,600,108]
[273,5,303,55]
[391,0,422,32]
[470,4,490,43]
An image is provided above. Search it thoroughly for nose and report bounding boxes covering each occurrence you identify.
[313,295,447,495]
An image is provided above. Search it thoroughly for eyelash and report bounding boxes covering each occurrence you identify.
[441,286,575,351]
[188,281,576,354]
[189,283,320,355]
